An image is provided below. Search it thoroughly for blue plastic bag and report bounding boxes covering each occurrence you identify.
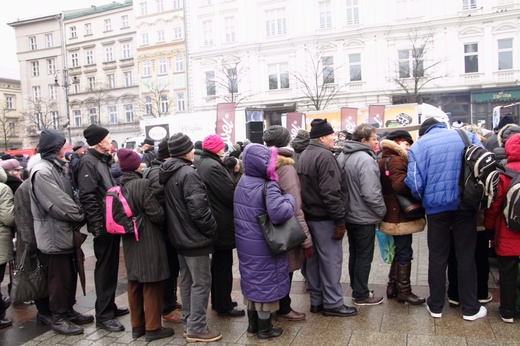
[376,229,395,264]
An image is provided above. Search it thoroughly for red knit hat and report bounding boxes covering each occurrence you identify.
[117,148,141,171]
[202,134,225,154]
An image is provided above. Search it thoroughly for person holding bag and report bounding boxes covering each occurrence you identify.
[234,143,296,340]
[377,131,426,305]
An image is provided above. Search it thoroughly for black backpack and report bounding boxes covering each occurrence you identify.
[456,129,500,210]
[502,168,520,232]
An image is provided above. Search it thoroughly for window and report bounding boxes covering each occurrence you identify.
[122,43,131,59]
[45,34,53,48]
[50,111,59,129]
[141,33,149,45]
[71,53,79,67]
[157,30,165,42]
[107,74,115,89]
[227,67,238,93]
[464,43,479,73]
[462,0,477,10]
[89,108,97,124]
[398,49,410,78]
[104,19,112,31]
[70,26,77,38]
[498,38,513,70]
[265,8,287,36]
[319,1,332,29]
[121,15,129,28]
[8,122,16,136]
[158,58,167,75]
[47,59,56,75]
[140,2,148,15]
[86,49,95,65]
[205,71,215,96]
[145,96,152,115]
[73,110,82,127]
[5,96,14,109]
[202,20,214,45]
[73,81,81,94]
[268,63,289,90]
[177,93,185,111]
[174,55,183,72]
[124,104,134,123]
[156,0,164,12]
[85,23,92,35]
[224,16,236,43]
[398,49,423,78]
[322,56,334,84]
[124,71,133,87]
[104,46,113,62]
[29,36,37,50]
[173,27,182,40]
[349,53,362,81]
[31,61,40,77]
[160,95,169,114]
[88,77,96,90]
[32,86,41,101]
[49,84,57,100]
[108,106,118,124]
[142,60,151,76]
[346,0,359,25]
[172,0,182,9]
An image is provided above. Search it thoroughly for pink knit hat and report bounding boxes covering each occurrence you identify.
[202,134,225,154]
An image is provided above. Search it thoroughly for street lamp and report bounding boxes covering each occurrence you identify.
[54,71,78,145]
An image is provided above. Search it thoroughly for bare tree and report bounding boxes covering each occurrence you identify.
[290,48,343,111]
[210,56,250,107]
[84,84,112,124]
[139,80,174,118]
[0,104,16,150]
[21,98,61,134]
[389,28,449,104]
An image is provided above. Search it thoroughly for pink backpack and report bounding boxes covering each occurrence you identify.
[105,186,139,241]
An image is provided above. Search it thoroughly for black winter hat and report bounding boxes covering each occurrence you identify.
[386,130,414,145]
[141,138,155,146]
[157,138,170,160]
[262,125,291,148]
[418,118,440,136]
[309,118,334,139]
[83,124,109,146]
[168,133,194,157]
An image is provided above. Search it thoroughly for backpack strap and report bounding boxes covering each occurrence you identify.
[455,129,471,147]
[503,167,520,179]
[115,186,133,218]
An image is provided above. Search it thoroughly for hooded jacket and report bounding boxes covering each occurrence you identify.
[337,141,386,224]
[159,157,217,256]
[234,144,294,303]
[0,167,15,265]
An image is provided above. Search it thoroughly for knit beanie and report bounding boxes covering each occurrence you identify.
[309,118,334,139]
[157,138,170,160]
[117,148,141,171]
[202,134,225,154]
[262,125,291,148]
[83,124,109,146]
[168,133,194,157]
[418,118,440,136]
[386,130,414,145]
[141,138,154,146]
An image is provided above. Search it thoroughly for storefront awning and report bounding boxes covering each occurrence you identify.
[472,90,520,103]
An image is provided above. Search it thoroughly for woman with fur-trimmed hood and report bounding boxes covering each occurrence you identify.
[377,131,426,305]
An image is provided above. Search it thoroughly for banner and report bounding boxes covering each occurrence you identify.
[286,112,303,139]
[341,107,358,133]
[216,102,236,147]
[368,105,386,128]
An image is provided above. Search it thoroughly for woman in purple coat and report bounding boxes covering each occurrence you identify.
[234,143,296,340]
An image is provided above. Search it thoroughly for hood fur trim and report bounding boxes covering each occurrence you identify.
[276,155,294,169]
[378,218,425,236]
[266,146,279,182]
[380,139,408,158]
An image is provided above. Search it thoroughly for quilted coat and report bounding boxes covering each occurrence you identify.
[0,167,14,265]
[234,144,295,303]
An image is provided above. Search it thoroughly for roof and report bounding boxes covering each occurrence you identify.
[64,1,132,20]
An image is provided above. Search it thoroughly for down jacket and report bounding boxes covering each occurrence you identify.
[405,123,483,214]
[0,167,14,265]
[234,144,295,303]
[484,133,520,256]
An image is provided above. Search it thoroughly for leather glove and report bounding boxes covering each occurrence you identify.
[332,223,346,240]
[303,247,313,259]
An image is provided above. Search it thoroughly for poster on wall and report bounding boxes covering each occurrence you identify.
[286,112,303,138]
[216,102,236,147]
[340,107,360,133]
[368,105,386,128]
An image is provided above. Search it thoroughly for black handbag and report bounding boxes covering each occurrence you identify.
[385,157,425,219]
[10,249,48,304]
[256,181,307,256]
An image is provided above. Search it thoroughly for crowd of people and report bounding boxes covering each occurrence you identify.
[0,114,519,343]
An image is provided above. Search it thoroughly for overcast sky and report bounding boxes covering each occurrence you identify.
[0,0,114,79]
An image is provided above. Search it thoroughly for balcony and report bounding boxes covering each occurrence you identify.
[348,82,364,92]
[461,73,483,85]
[493,70,519,84]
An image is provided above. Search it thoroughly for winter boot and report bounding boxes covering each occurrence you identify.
[247,310,258,336]
[257,313,283,340]
[51,314,84,335]
[396,262,426,305]
[386,258,397,299]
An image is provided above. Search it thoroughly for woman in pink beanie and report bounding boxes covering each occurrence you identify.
[202,134,225,156]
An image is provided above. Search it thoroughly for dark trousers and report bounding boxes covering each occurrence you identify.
[162,239,180,315]
[0,264,6,317]
[41,253,76,315]
[93,233,121,322]
[128,280,163,331]
[346,223,376,301]
[447,230,490,301]
[210,248,233,312]
[497,256,519,319]
[393,234,413,264]
[427,210,480,316]
[277,272,294,314]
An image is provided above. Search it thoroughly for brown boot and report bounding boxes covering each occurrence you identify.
[396,262,425,305]
[386,258,397,299]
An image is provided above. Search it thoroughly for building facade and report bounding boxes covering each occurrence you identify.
[0,78,23,150]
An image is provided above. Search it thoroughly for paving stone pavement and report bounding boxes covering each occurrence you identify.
[1,228,517,346]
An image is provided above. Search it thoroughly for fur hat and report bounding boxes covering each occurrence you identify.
[168,133,194,157]
[202,134,225,154]
[418,118,440,136]
[157,138,170,160]
[262,125,291,148]
[309,118,334,139]
[83,124,109,146]
[117,148,141,171]
[386,130,413,145]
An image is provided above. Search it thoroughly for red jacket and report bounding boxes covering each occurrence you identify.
[484,133,520,256]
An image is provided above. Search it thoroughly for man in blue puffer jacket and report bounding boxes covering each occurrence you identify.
[405,118,487,321]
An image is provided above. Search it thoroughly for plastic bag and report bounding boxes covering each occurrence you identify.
[376,229,395,264]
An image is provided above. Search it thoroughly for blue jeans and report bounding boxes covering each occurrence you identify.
[393,234,413,264]
[346,223,376,301]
